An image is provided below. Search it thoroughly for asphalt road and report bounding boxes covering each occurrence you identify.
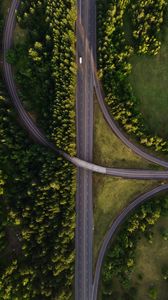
[76,23,168,170]
[4,0,168,180]
[92,184,168,300]
[94,74,168,168]
[3,0,55,149]
[78,19,168,169]
[75,0,94,298]
[3,2,168,300]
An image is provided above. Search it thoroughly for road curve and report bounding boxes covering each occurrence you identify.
[3,0,62,151]
[92,183,168,300]
[4,0,168,180]
[3,3,168,300]
[77,21,168,169]
[1,0,106,174]
[92,53,168,169]
[91,53,168,169]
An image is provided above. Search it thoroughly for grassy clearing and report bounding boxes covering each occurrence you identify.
[129,23,168,139]
[98,215,168,300]
[93,96,162,266]
[130,216,168,300]
[93,97,159,169]
[93,174,158,266]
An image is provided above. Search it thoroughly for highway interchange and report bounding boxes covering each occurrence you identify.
[2,1,168,300]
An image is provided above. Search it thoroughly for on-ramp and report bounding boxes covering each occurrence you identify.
[92,184,168,300]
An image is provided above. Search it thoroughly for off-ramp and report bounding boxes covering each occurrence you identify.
[3,0,168,179]
[3,2,168,300]
[92,184,168,300]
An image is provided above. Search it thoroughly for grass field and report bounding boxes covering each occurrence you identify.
[93,174,158,266]
[98,215,168,300]
[130,216,168,300]
[93,97,162,265]
[129,25,168,139]
[93,97,159,169]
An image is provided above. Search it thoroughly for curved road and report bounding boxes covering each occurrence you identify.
[77,20,168,169]
[94,73,168,168]
[3,0,168,180]
[3,2,168,300]
[76,21,168,170]
[92,184,168,300]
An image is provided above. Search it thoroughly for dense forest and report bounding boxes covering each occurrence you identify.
[97,0,168,153]
[8,0,76,154]
[0,0,76,299]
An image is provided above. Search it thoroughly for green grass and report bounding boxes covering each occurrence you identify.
[93,174,158,266]
[93,97,162,265]
[93,97,159,169]
[129,25,168,139]
[130,216,168,300]
[98,215,168,300]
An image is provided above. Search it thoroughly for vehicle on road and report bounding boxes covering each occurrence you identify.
[79,56,82,64]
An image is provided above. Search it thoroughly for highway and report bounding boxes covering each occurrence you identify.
[3,2,168,300]
[4,0,168,180]
[76,22,168,170]
[75,0,94,298]
[92,184,168,300]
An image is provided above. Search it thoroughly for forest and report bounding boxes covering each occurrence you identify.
[0,0,76,299]
[97,1,168,297]
[97,0,168,153]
